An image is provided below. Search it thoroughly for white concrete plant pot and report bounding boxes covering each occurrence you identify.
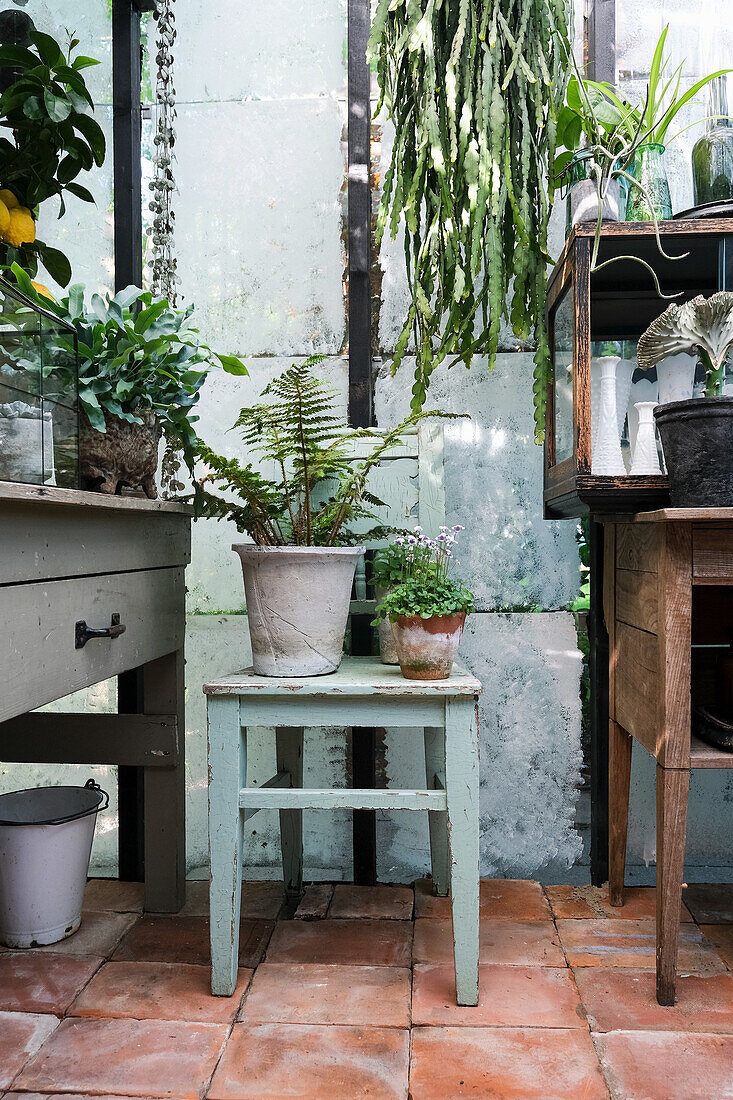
[376,584,399,665]
[233,544,365,676]
[570,177,622,227]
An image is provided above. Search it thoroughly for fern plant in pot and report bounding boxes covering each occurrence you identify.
[637,292,733,506]
[195,358,454,677]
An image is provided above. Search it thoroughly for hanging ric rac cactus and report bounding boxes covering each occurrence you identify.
[368,0,572,439]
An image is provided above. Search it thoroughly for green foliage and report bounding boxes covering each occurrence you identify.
[195,358,459,546]
[368,0,572,438]
[374,575,475,622]
[373,526,474,621]
[372,541,416,589]
[12,265,247,483]
[0,25,106,286]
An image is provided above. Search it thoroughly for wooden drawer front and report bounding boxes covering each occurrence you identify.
[0,567,184,722]
[692,527,733,582]
[0,503,190,585]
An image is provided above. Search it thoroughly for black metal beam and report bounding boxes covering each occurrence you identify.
[112,0,144,291]
[348,0,377,884]
[586,0,616,83]
[347,0,372,429]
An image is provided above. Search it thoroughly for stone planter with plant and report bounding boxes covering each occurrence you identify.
[374,527,474,680]
[195,359,453,676]
[637,291,733,506]
[15,265,247,496]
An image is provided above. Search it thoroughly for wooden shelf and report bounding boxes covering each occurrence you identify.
[690,733,733,769]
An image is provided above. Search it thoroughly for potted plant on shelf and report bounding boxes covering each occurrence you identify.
[15,266,247,496]
[0,20,106,287]
[637,291,733,506]
[374,527,474,680]
[195,358,454,677]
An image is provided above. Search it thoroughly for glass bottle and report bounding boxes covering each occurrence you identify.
[625,143,673,221]
[692,75,733,206]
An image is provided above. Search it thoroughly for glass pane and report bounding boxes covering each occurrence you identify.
[0,389,44,484]
[616,1,733,214]
[553,289,574,464]
[17,2,114,296]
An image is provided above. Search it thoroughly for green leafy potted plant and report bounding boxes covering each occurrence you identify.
[0,20,106,287]
[371,541,413,665]
[15,265,246,496]
[637,291,733,506]
[374,527,474,680]
[195,358,454,677]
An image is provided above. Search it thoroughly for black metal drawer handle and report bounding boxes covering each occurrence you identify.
[75,613,127,649]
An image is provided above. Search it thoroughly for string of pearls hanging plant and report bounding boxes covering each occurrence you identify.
[148,0,178,304]
[368,0,572,440]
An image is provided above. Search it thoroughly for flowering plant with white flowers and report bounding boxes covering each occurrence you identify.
[373,525,474,622]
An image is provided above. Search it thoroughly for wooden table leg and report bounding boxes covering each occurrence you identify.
[445,697,480,1007]
[141,649,186,913]
[608,720,632,907]
[424,726,449,897]
[276,726,303,902]
[208,695,243,996]
[656,763,689,1006]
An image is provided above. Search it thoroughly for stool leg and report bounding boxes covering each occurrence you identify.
[609,720,632,907]
[276,726,303,902]
[445,697,480,1006]
[424,726,449,896]
[656,764,689,1006]
[208,696,243,996]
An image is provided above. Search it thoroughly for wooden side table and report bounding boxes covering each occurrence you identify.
[204,657,482,1005]
[604,508,733,1004]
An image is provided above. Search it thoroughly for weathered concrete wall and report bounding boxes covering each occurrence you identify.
[4,0,732,885]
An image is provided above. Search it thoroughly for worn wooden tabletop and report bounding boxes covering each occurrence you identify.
[204,656,482,696]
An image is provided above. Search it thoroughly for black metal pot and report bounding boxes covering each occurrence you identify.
[654,396,733,507]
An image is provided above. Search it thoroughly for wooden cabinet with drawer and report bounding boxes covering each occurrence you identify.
[0,482,192,912]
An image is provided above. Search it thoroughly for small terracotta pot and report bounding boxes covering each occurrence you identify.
[391,612,466,680]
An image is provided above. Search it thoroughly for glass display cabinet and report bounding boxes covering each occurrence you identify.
[544,218,733,518]
[0,277,79,488]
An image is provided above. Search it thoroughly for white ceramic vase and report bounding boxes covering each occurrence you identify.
[591,356,626,475]
[570,178,623,226]
[626,378,658,462]
[630,402,662,475]
[657,353,696,405]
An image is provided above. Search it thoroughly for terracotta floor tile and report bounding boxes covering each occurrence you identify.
[83,880,145,914]
[4,1094,168,1100]
[685,883,733,924]
[409,1026,608,1099]
[558,918,727,973]
[414,878,552,921]
[71,961,252,1023]
[21,912,138,959]
[0,953,102,1014]
[576,968,733,1033]
[240,963,411,1028]
[111,915,272,967]
[329,884,414,920]
[15,1016,228,1100]
[294,884,333,920]
[546,884,693,922]
[412,963,587,1028]
[209,1023,409,1099]
[179,881,285,921]
[266,918,412,967]
[595,1030,733,1100]
[700,924,733,969]
[0,1012,59,1089]
[412,918,565,967]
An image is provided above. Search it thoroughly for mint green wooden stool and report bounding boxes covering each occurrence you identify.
[205,657,482,1005]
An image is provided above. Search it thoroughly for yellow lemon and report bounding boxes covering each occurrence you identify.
[4,207,36,247]
[0,199,9,238]
[31,280,54,301]
[0,188,19,210]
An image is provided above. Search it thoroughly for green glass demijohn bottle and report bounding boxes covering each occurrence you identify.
[692,75,733,205]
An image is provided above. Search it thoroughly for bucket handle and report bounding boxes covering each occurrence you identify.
[0,778,109,827]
